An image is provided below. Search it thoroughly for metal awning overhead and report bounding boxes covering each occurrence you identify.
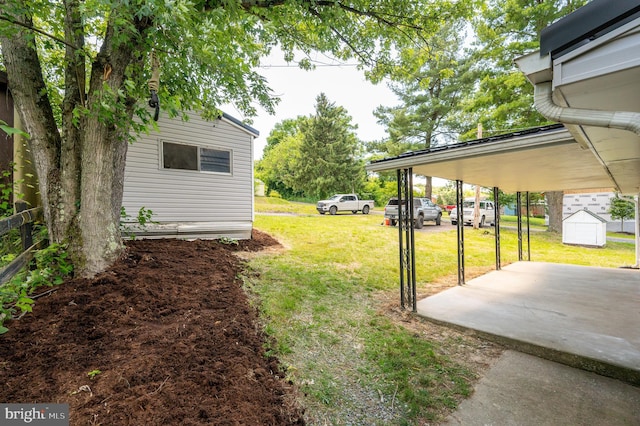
[378,0,640,316]
[369,3,640,196]
[366,124,615,193]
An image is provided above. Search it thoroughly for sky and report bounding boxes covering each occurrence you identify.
[223,51,400,161]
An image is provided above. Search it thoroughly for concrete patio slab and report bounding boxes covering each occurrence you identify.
[416,262,640,384]
[444,350,640,425]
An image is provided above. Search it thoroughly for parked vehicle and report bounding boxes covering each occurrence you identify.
[316,194,374,215]
[450,199,496,227]
[384,197,442,228]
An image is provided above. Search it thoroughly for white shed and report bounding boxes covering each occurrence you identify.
[562,209,607,247]
[122,111,258,240]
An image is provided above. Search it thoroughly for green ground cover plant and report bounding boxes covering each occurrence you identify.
[0,243,72,334]
[247,197,635,424]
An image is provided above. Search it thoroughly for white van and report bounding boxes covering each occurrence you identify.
[450,200,496,227]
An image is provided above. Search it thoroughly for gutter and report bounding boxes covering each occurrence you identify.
[534,81,640,136]
[534,80,640,268]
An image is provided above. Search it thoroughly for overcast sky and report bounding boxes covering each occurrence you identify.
[223,50,400,161]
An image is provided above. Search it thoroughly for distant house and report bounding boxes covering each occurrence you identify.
[121,111,259,240]
[563,190,636,233]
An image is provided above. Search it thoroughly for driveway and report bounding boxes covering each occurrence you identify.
[380,220,455,233]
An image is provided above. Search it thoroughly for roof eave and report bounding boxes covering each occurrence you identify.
[366,126,570,173]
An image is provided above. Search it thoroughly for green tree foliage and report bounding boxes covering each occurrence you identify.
[257,94,365,200]
[367,22,476,199]
[362,177,397,208]
[0,0,476,276]
[261,117,306,157]
[370,23,475,156]
[459,0,589,139]
[255,124,305,198]
[434,181,458,206]
[451,1,585,232]
[609,195,635,232]
[295,93,364,199]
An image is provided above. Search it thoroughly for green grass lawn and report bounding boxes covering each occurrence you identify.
[607,231,636,240]
[246,197,635,424]
[499,214,547,229]
[254,195,319,215]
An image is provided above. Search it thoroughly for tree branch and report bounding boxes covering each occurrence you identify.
[0,14,80,51]
[239,0,424,31]
[307,8,374,66]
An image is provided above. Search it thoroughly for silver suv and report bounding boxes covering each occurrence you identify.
[384,197,443,228]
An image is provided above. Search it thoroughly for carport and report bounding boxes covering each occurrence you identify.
[365,0,640,383]
[367,124,621,311]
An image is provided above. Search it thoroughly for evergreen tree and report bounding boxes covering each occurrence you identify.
[368,23,475,198]
[372,23,474,153]
[295,93,364,199]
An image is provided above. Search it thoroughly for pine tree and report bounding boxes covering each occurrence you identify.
[295,94,364,199]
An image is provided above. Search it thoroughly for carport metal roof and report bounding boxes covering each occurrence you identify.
[368,1,640,196]
[370,0,640,315]
[366,124,615,193]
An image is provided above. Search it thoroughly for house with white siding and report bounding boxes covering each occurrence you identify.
[563,190,637,233]
[121,111,259,240]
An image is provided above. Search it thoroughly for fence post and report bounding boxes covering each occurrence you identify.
[15,200,33,251]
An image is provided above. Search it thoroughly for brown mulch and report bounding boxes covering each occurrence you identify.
[0,230,305,425]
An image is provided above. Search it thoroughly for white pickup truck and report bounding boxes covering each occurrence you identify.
[316,194,374,215]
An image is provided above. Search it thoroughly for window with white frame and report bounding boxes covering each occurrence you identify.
[162,141,231,174]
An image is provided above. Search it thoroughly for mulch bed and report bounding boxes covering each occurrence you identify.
[0,230,305,425]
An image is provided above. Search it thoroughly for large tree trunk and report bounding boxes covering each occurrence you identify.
[425,176,432,199]
[69,12,143,276]
[0,17,73,242]
[2,2,145,277]
[74,120,128,275]
[546,190,564,233]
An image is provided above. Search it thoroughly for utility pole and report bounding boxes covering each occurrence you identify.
[473,123,482,229]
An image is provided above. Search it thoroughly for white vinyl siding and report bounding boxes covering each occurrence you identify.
[122,111,255,236]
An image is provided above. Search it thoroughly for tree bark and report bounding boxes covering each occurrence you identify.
[546,190,564,233]
[0,13,70,242]
[2,3,145,277]
[424,176,432,199]
[59,0,85,232]
[70,13,145,276]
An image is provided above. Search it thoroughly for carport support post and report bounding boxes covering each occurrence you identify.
[456,180,465,285]
[397,168,417,312]
[516,192,523,261]
[397,170,405,308]
[493,187,501,270]
[407,170,416,312]
[526,192,531,261]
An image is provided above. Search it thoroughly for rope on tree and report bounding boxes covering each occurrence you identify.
[148,50,160,121]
